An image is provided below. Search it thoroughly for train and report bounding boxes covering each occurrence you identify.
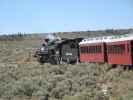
[34,33,133,67]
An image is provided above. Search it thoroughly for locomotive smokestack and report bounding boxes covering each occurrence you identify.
[47,33,56,41]
[46,33,61,42]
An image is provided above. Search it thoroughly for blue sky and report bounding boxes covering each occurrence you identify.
[0,0,133,33]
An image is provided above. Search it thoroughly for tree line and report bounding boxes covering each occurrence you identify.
[0,32,31,41]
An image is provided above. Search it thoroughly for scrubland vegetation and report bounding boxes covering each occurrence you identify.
[0,30,133,100]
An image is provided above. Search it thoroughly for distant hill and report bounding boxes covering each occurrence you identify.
[0,29,133,40]
[57,28,133,39]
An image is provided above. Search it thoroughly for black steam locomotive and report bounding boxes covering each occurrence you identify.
[34,38,82,64]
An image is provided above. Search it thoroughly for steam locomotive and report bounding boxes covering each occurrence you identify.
[34,38,82,64]
[34,33,133,66]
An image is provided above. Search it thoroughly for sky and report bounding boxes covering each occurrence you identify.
[0,0,133,34]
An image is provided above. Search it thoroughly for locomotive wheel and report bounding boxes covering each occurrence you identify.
[55,56,61,64]
[49,56,61,65]
[37,55,49,64]
[49,56,57,65]
[37,56,45,64]
[66,58,70,64]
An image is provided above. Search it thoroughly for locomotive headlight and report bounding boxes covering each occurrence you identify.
[41,47,44,51]
[56,51,59,54]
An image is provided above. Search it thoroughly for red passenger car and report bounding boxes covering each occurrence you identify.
[79,37,107,63]
[106,40,133,65]
[79,33,133,66]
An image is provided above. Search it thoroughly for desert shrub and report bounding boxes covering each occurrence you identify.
[119,71,133,80]
[0,55,132,100]
[116,96,124,100]
[63,88,110,100]
[0,63,127,100]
